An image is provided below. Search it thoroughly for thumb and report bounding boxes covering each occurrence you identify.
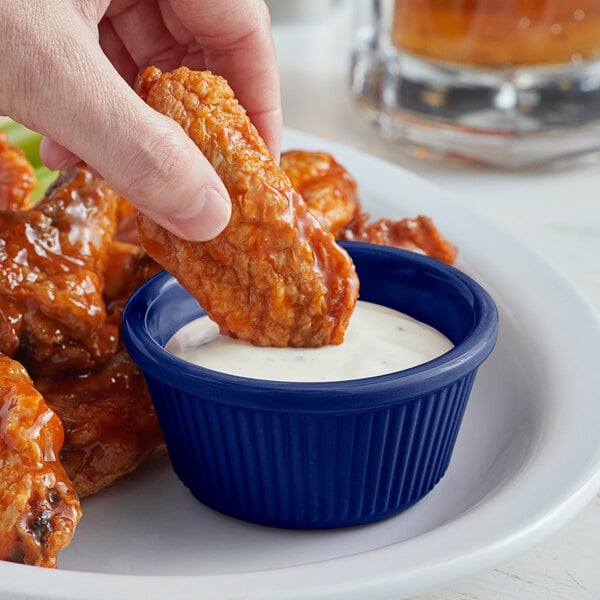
[46,77,231,241]
[90,104,233,242]
[40,110,232,241]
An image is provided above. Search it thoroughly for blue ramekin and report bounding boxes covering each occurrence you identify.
[123,241,498,529]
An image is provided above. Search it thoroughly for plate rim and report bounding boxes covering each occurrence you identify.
[1,126,599,600]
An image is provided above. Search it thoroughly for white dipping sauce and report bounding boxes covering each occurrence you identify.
[165,301,454,382]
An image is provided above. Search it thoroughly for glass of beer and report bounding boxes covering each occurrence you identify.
[351,0,600,167]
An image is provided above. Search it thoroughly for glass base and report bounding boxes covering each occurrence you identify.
[351,48,600,168]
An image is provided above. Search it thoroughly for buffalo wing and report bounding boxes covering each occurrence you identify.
[137,67,358,347]
[0,165,120,377]
[0,354,81,567]
[35,351,164,499]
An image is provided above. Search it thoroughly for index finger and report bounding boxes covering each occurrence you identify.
[169,0,282,158]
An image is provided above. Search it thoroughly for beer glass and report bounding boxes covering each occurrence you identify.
[351,1,600,167]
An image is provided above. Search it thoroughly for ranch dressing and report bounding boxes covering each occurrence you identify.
[165,301,453,382]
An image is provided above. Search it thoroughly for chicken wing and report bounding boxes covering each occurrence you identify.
[279,149,457,264]
[34,351,164,499]
[115,196,140,245]
[0,131,36,211]
[102,240,162,326]
[0,164,120,377]
[0,354,81,568]
[340,214,458,264]
[280,150,360,237]
[0,156,163,498]
[137,66,358,347]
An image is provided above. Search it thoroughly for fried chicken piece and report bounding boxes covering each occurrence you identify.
[137,66,358,347]
[115,196,140,244]
[35,351,164,498]
[339,214,458,264]
[278,149,457,264]
[29,237,162,498]
[280,150,360,237]
[0,131,36,211]
[102,240,162,326]
[0,354,81,568]
[0,164,121,377]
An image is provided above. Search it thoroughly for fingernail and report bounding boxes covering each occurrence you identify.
[168,186,231,241]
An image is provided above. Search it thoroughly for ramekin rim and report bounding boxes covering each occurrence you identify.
[122,242,498,410]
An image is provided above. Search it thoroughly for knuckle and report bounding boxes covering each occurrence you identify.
[114,122,196,210]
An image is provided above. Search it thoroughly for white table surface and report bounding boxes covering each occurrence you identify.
[272,2,600,599]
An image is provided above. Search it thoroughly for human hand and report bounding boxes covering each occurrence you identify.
[0,0,282,241]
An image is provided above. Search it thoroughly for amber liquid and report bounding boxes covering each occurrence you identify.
[392,0,600,67]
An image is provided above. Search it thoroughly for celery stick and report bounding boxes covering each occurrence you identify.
[33,166,58,203]
[1,121,57,202]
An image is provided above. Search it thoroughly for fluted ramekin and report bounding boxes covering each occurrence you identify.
[123,242,498,529]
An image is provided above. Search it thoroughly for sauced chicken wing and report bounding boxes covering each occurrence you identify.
[0,165,120,377]
[0,354,81,568]
[137,66,358,347]
[0,131,36,211]
[115,196,140,245]
[102,240,161,326]
[0,157,162,498]
[35,351,164,499]
[339,214,458,264]
[279,149,457,264]
[279,150,360,238]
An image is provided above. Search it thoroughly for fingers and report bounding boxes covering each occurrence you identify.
[1,0,280,242]
[106,0,187,73]
[39,138,80,171]
[178,0,282,158]
[3,3,231,242]
[104,0,282,156]
[98,18,139,86]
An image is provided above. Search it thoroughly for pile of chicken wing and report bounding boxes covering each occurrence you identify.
[0,132,162,567]
[0,67,456,569]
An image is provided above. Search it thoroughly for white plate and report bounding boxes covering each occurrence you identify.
[2,128,600,600]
